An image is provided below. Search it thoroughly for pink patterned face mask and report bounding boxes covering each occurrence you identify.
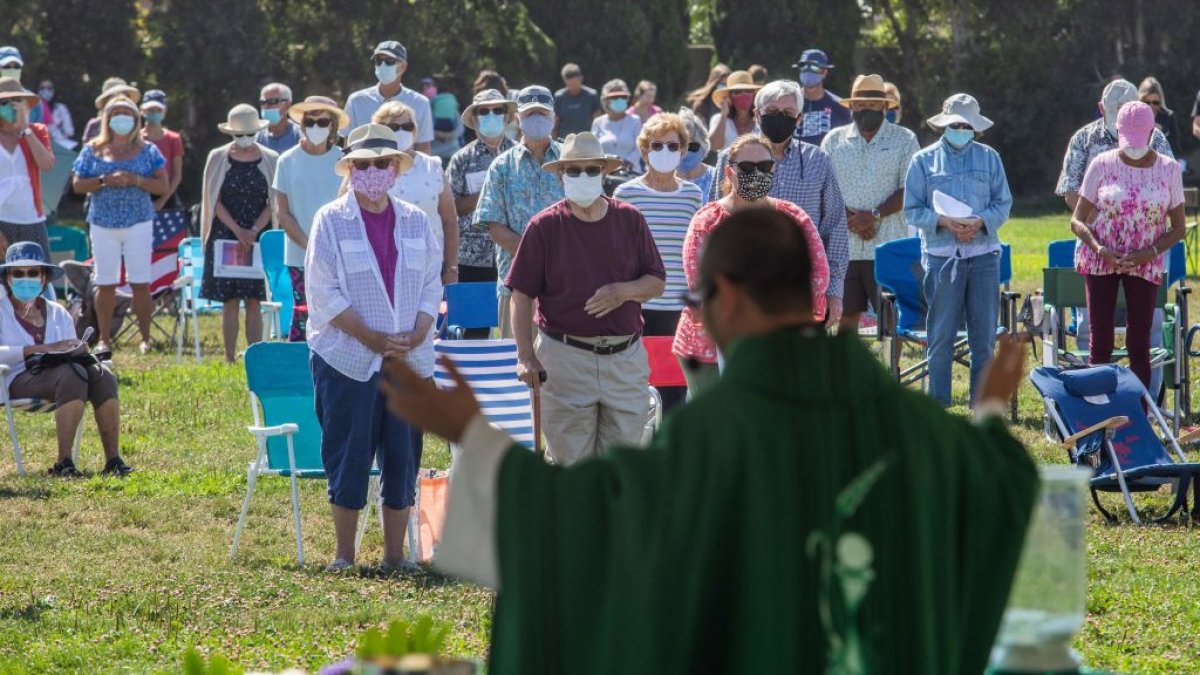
[350,166,395,201]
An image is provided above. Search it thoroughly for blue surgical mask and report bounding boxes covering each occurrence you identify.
[476,113,506,139]
[9,278,43,303]
[608,98,628,113]
[519,114,554,141]
[144,111,165,125]
[108,115,136,135]
[799,71,824,88]
[680,148,705,172]
[943,127,975,149]
[0,104,14,124]
[375,63,399,86]
[261,108,282,125]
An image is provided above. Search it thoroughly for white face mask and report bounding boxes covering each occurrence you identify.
[0,68,20,81]
[647,147,681,174]
[563,173,604,208]
[1123,145,1150,160]
[234,135,257,148]
[395,129,414,152]
[375,64,399,86]
[305,126,331,146]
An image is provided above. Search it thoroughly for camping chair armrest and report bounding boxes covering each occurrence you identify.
[247,423,299,438]
[1177,427,1200,446]
[1059,415,1129,449]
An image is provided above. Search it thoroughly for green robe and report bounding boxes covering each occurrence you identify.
[490,330,1038,674]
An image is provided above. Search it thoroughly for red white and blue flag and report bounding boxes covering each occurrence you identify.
[115,209,189,294]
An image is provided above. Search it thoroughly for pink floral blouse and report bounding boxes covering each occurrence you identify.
[673,199,830,363]
[1076,150,1183,284]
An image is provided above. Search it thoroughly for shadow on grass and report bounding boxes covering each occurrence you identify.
[0,482,53,500]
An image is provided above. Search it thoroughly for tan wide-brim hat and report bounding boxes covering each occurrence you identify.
[839,73,899,109]
[0,77,39,109]
[541,132,622,173]
[218,103,270,135]
[335,123,414,177]
[711,70,761,105]
[289,95,350,128]
[94,77,141,109]
[460,88,517,130]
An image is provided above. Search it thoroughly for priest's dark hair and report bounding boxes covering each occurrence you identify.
[699,207,813,314]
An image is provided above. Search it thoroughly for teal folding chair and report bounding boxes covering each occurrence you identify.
[259,229,290,340]
[46,224,89,297]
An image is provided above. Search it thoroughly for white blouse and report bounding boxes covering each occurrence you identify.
[390,152,445,245]
[0,142,40,224]
[0,291,78,387]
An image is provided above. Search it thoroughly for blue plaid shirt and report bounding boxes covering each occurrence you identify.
[711,139,849,297]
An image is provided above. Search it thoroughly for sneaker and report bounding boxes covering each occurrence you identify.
[138,341,152,355]
[48,458,82,478]
[100,456,134,477]
[325,559,355,572]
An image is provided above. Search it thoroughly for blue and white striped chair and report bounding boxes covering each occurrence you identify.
[1,364,82,476]
[433,339,536,450]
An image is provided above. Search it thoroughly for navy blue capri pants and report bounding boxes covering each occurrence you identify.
[312,354,423,511]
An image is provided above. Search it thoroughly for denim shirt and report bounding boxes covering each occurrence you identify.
[902,139,1012,253]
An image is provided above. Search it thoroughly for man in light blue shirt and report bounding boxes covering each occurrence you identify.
[256,82,301,154]
[345,40,433,154]
[903,93,1012,408]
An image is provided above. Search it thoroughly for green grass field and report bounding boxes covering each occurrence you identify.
[1,204,1199,673]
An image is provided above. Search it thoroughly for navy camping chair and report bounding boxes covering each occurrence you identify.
[1031,364,1200,524]
[439,282,498,339]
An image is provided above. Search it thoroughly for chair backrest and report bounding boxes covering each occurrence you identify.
[1043,267,1168,310]
[258,229,294,330]
[1184,187,1198,211]
[444,282,498,336]
[41,146,77,217]
[1030,364,1174,475]
[1167,240,1185,287]
[1047,239,1075,269]
[999,242,1013,286]
[46,224,89,264]
[644,336,686,388]
[244,342,323,472]
[434,339,534,449]
[874,237,926,333]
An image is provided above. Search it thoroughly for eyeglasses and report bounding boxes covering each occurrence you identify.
[517,92,554,106]
[352,158,395,171]
[735,160,775,174]
[304,117,333,128]
[948,122,974,130]
[260,97,288,106]
[1144,98,1163,107]
[650,141,681,153]
[7,268,42,279]
[687,142,702,153]
[373,57,400,66]
[563,166,604,177]
[475,107,507,117]
[386,121,416,133]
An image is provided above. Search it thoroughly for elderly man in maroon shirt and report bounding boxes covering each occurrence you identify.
[506,132,666,465]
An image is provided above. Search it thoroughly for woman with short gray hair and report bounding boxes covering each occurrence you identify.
[591,78,643,169]
[678,108,717,202]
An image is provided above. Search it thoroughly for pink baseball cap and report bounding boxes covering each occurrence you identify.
[1116,101,1154,150]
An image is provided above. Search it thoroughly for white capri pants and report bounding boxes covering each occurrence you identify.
[91,220,153,286]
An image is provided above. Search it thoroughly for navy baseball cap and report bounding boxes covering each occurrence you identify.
[372,40,407,62]
[793,49,834,72]
[142,89,167,108]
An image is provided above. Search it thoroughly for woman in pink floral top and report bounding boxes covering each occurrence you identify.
[674,135,829,396]
[1071,101,1186,390]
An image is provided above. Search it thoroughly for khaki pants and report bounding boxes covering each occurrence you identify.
[535,333,650,466]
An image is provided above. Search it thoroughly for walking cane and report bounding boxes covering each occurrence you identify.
[533,371,547,455]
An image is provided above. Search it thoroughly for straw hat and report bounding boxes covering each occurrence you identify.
[460,89,516,130]
[926,93,994,131]
[0,77,39,109]
[711,70,761,105]
[94,77,141,109]
[541,132,622,173]
[335,123,413,176]
[218,103,269,135]
[289,95,350,128]
[839,74,898,109]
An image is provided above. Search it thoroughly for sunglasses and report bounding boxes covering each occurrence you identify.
[304,117,333,128]
[735,160,775,174]
[475,107,507,117]
[7,268,42,279]
[687,142,702,153]
[1144,99,1163,106]
[352,158,395,171]
[650,141,681,153]
[260,97,288,106]
[232,133,256,139]
[386,121,416,133]
[681,284,716,310]
[517,92,554,106]
[563,166,604,177]
[373,57,400,66]
[948,122,974,130]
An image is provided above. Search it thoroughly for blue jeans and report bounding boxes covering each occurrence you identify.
[923,251,1000,407]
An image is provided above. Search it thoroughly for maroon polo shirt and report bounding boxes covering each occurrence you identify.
[505,198,665,337]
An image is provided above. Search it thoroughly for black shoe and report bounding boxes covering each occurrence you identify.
[100,457,134,477]
[48,458,82,478]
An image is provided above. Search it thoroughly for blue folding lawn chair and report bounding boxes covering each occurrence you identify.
[1031,363,1200,524]
[439,282,499,339]
[259,229,290,341]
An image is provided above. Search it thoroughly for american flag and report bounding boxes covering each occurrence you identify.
[116,209,189,294]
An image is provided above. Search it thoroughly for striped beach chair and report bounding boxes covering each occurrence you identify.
[433,339,536,450]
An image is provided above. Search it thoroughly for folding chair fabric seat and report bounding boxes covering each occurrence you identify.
[434,339,535,449]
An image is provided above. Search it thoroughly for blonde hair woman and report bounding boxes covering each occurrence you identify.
[71,95,169,353]
[1138,76,1183,161]
[372,101,460,284]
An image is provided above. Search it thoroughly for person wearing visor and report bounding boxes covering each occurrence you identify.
[346,40,433,154]
[707,69,760,153]
[591,79,643,170]
[305,123,442,571]
[506,132,665,466]
[0,46,23,82]
[140,89,185,210]
[793,48,850,146]
[473,85,564,338]
[1070,101,1186,393]
[82,78,140,144]
[255,82,299,154]
[903,93,1012,408]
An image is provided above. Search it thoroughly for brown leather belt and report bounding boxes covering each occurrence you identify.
[542,331,641,355]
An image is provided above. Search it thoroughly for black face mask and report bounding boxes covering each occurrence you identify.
[759,112,798,144]
[852,109,885,133]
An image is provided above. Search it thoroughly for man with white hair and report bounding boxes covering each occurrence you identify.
[255,82,300,154]
[345,40,433,154]
[711,79,849,328]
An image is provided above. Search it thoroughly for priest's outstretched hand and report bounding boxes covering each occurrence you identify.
[977,333,1028,408]
[379,356,481,444]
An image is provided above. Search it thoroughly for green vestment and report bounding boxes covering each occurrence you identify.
[490,330,1038,674]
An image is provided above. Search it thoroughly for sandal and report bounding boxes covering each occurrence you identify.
[48,458,82,478]
[100,456,134,477]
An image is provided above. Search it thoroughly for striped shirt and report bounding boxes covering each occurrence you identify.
[613,177,704,311]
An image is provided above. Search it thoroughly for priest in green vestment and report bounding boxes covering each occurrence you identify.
[380,207,1039,675]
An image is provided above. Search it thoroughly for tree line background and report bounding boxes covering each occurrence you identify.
[4,0,1200,203]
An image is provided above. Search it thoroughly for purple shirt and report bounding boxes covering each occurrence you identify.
[505,198,666,337]
[362,202,398,303]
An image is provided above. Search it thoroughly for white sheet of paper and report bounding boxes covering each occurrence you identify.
[932,190,975,219]
[465,170,488,194]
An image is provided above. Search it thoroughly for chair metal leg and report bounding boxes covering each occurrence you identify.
[6,401,24,477]
[72,416,84,465]
[1104,439,1141,525]
[230,459,261,559]
[407,480,421,563]
[355,475,379,553]
[285,435,304,565]
[191,306,202,364]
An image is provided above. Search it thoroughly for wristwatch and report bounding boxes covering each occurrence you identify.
[870,208,882,221]
[98,175,106,187]
[20,128,31,138]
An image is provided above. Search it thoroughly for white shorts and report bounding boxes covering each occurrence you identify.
[91,220,153,286]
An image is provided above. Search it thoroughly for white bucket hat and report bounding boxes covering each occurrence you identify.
[926,93,993,131]
[218,103,269,135]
